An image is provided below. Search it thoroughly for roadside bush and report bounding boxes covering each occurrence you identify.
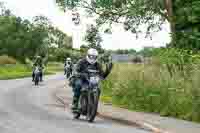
[132,55,143,63]
[0,55,17,65]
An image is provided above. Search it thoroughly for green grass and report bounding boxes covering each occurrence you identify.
[0,62,63,80]
[0,64,32,80]
[101,63,200,123]
[46,62,64,72]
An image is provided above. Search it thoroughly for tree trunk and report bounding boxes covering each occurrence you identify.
[164,0,175,46]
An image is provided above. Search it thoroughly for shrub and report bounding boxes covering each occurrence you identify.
[0,55,17,65]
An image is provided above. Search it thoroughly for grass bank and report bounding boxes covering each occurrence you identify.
[0,62,63,80]
[101,63,200,123]
[0,64,32,79]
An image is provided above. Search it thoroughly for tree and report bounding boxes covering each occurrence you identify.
[56,0,199,50]
[84,24,104,53]
[56,0,170,36]
[137,47,155,57]
[80,44,89,53]
[0,3,72,63]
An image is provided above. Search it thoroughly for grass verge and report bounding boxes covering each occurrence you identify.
[101,63,200,123]
[0,62,63,80]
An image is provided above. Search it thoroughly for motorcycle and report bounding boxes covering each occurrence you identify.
[73,69,102,123]
[65,64,72,79]
[33,66,41,86]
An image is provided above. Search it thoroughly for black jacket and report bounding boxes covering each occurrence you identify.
[75,58,113,79]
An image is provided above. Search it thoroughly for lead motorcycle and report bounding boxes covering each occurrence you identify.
[73,69,103,122]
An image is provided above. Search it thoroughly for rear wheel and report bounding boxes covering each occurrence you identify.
[34,74,39,85]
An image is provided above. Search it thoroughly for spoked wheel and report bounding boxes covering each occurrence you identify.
[80,96,87,116]
[87,92,99,123]
[34,75,39,86]
[35,80,38,85]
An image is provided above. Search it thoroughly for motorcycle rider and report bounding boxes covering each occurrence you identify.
[32,56,43,82]
[70,48,113,111]
[64,57,73,75]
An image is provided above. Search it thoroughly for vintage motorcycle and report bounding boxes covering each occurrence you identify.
[73,69,102,122]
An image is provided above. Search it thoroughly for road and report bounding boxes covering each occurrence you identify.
[0,74,150,133]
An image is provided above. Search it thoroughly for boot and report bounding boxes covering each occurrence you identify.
[32,73,35,81]
[71,97,79,112]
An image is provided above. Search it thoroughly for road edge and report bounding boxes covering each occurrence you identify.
[54,91,172,133]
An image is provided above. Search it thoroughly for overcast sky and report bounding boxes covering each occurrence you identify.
[1,0,171,51]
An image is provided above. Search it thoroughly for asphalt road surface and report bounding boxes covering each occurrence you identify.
[0,74,150,133]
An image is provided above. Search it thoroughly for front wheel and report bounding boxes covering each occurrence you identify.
[87,91,99,122]
[73,112,80,119]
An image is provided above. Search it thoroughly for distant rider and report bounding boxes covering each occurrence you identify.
[64,57,73,75]
[32,56,43,81]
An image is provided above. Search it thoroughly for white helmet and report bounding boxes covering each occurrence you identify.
[86,48,98,64]
[66,58,71,61]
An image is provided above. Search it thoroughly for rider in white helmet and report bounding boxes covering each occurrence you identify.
[86,48,98,64]
[70,48,113,111]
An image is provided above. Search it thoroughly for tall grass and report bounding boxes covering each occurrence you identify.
[102,62,200,122]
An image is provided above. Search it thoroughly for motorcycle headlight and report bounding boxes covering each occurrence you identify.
[90,76,100,85]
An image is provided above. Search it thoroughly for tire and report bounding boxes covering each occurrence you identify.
[87,91,99,123]
[80,94,88,115]
[34,74,39,86]
[73,113,80,119]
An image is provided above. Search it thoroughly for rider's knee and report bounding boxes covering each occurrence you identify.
[75,79,82,88]
[72,79,82,92]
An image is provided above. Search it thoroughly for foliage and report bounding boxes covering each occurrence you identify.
[132,55,143,63]
[84,24,104,53]
[57,0,200,51]
[137,47,155,57]
[0,55,17,65]
[0,3,72,63]
[80,44,89,53]
[46,62,64,72]
[102,61,200,122]
[153,48,200,78]
[112,49,137,55]
[172,0,200,50]
[48,46,83,63]
[56,0,170,38]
